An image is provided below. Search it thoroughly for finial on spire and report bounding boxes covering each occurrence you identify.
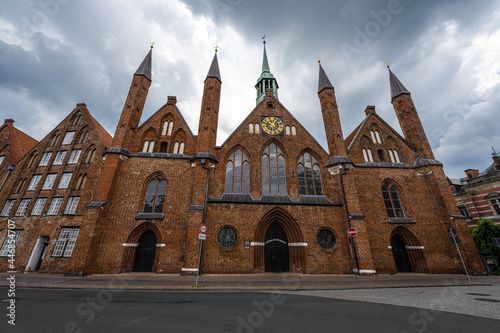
[215,45,219,53]
[493,147,499,157]
[385,62,390,68]
[150,41,156,49]
[262,35,266,44]
[317,57,321,63]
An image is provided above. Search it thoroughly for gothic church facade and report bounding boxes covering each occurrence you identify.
[0,44,485,275]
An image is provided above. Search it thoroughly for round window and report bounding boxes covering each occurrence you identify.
[217,226,238,249]
[317,228,336,249]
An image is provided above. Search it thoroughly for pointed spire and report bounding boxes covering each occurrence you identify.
[388,68,410,102]
[206,52,221,82]
[262,41,271,74]
[135,48,152,81]
[318,62,334,94]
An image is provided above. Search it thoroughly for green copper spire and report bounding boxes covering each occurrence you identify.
[255,40,279,105]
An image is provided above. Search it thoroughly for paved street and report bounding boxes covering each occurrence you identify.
[0,288,499,333]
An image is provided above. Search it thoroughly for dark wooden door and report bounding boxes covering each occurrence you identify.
[265,222,289,272]
[391,234,412,272]
[134,231,157,272]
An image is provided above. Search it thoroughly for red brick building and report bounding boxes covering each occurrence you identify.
[0,44,485,276]
[449,150,500,227]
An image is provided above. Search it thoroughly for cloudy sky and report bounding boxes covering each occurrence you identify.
[1,0,499,177]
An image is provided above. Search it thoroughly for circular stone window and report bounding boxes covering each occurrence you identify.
[317,228,336,250]
[217,226,238,249]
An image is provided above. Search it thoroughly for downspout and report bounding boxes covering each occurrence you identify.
[0,165,15,190]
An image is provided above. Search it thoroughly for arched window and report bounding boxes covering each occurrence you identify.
[75,174,87,190]
[161,121,174,136]
[393,149,400,163]
[26,153,38,169]
[148,141,155,153]
[84,148,96,163]
[382,183,404,217]
[262,143,286,195]
[388,149,395,163]
[255,123,260,134]
[225,149,250,193]
[297,152,322,195]
[363,148,373,162]
[370,130,376,143]
[167,121,174,136]
[291,126,297,136]
[143,176,167,213]
[160,142,168,153]
[179,142,185,154]
[285,126,290,136]
[142,141,154,152]
[173,142,179,154]
[375,130,382,144]
[143,141,149,152]
[249,123,254,134]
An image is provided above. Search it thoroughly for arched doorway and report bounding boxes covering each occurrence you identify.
[265,222,290,272]
[254,208,305,273]
[391,234,412,272]
[133,231,157,272]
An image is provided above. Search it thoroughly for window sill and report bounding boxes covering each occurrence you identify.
[135,212,165,220]
[388,217,416,224]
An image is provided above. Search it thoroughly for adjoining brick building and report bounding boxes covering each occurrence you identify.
[449,150,500,227]
[0,44,485,276]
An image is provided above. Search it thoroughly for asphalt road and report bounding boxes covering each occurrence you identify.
[0,287,499,333]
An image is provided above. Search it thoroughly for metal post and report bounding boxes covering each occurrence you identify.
[195,239,203,287]
[451,230,471,283]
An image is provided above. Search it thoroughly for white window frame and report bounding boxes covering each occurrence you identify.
[489,197,500,215]
[255,123,260,134]
[64,196,80,215]
[68,149,81,164]
[249,123,254,134]
[27,175,42,191]
[47,197,63,216]
[1,200,16,217]
[58,173,73,189]
[38,152,53,167]
[42,174,57,190]
[62,131,75,145]
[0,230,22,257]
[291,126,297,136]
[15,198,31,216]
[52,228,80,257]
[53,151,67,165]
[31,198,47,216]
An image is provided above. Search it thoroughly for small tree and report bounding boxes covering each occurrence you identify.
[470,219,500,259]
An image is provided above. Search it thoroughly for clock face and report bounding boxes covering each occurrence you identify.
[261,116,284,135]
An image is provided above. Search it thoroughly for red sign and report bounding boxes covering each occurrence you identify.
[348,228,357,237]
[200,224,207,234]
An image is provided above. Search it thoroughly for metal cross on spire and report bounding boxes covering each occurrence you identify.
[150,41,156,48]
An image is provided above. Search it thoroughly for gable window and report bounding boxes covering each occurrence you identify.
[255,123,260,134]
[74,174,87,190]
[1,200,16,217]
[62,131,75,145]
[298,152,322,195]
[162,121,174,136]
[53,151,67,165]
[14,178,27,194]
[27,175,42,191]
[68,149,81,164]
[26,153,38,168]
[15,198,31,216]
[249,123,254,134]
[42,174,57,190]
[382,183,404,218]
[0,230,22,257]
[388,149,401,163]
[31,198,47,216]
[173,142,185,154]
[262,143,286,195]
[77,130,89,144]
[285,126,290,136]
[84,148,96,163]
[291,126,297,136]
[58,173,73,189]
[64,196,80,215]
[52,228,80,257]
[47,197,63,215]
[142,140,155,153]
[362,148,374,163]
[159,142,168,153]
[39,152,53,166]
[225,149,250,193]
[143,176,167,213]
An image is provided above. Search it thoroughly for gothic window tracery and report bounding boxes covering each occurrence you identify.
[143,176,167,213]
[262,143,286,195]
[297,152,322,195]
[225,149,250,193]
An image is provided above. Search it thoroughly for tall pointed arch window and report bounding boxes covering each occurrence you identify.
[143,176,167,213]
[298,152,322,195]
[225,149,250,193]
[262,143,286,195]
[382,183,404,217]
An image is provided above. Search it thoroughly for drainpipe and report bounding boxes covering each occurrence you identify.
[0,165,15,190]
[195,158,210,287]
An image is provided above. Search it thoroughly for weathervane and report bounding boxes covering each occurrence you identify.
[150,41,156,49]
[215,45,219,53]
[317,56,321,63]
[385,62,390,68]
[262,35,266,44]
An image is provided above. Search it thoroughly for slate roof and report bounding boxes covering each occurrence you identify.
[318,63,334,94]
[389,68,410,102]
[134,48,152,81]
[206,52,221,82]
